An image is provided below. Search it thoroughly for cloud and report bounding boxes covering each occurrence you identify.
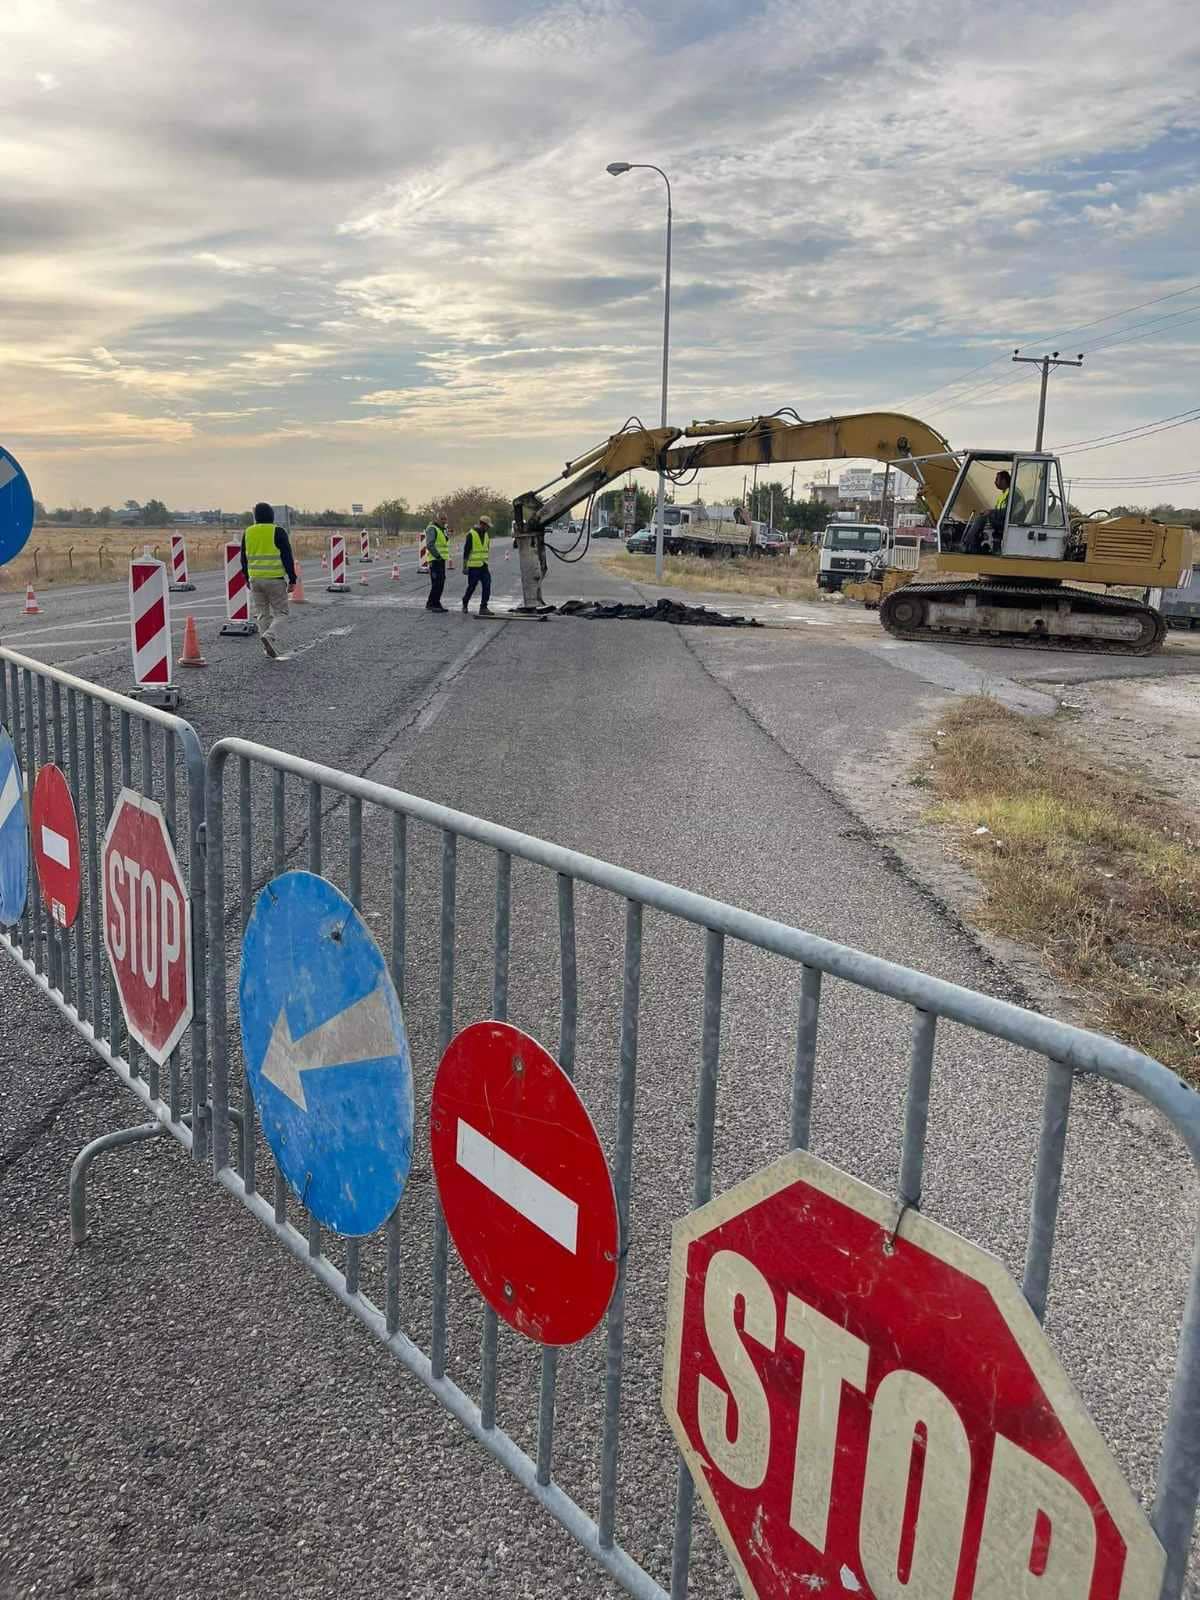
[2,0,1199,510]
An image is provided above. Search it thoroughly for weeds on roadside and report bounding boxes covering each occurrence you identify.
[603,549,822,602]
[922,696,1200,1078]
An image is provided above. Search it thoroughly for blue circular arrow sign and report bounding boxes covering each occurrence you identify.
[239,870,414,1236]
[0,446,35,569]
[0,725,29,927]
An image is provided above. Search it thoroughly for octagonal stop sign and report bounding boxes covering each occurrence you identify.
[663,1149,1164,1600]
[102,787,193,1066]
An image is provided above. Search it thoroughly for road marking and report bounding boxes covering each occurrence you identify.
[40,824,71,867]
[0,764,20,830]
[416,625,501,731]
[287,625,354,659]
[456,1118,579,1253]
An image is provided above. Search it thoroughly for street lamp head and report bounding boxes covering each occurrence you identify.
[606,161,632,176]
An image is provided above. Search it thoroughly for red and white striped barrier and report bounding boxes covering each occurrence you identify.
[169,532,195,592]
[419,535,429,571]
[391,562,400,581]
[219,540,256,636]
[327,534,349,593]
[129,557,179,708]
[359,528,373,563]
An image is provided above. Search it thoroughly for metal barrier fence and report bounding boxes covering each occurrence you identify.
[3,642,1200,1597]
[0,645,206,1157]
[203,735,1200,1600]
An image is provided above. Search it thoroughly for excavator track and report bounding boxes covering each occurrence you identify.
[879,581,1166,656]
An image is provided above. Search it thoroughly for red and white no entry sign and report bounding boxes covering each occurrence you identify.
[102,786,193,1065]
[430,1021,619,1346]
[31,762,81,928]
[663,1149,1164,1600]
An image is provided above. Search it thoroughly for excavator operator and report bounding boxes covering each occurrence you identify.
[962,468,1025,554]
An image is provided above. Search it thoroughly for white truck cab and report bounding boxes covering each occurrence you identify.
[818,522,888,591]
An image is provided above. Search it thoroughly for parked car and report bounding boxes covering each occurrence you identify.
[591,522,621,538]
[626,526,656,554]
[753,529,788,555]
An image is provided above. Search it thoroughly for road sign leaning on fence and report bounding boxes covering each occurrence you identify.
[102,787,193,1066]
[0,724,28,927]
[662,1147,1166,1600]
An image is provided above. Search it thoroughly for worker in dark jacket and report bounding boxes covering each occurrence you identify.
[461,514,495,616]
[425,520,450,612]
[241,502,297,659]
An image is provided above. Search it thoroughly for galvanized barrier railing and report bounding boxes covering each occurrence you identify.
[0,644,207,1157]
[204,735,1200,1600]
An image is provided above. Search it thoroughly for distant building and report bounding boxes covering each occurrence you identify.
[839,468,874,501]
[806,482,840,507]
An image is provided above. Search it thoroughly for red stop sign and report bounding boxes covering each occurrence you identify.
[663,1150,1164,1600]
[102,787,193,1066]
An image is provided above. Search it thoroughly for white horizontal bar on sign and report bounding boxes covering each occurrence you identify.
[40,825,71,867]
[0,766,20,831]
[456,1118,579,1254]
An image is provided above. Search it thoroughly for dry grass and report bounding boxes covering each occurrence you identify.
[603,548,822,601]
[0,527,421,592]
[918,696,1200,1076]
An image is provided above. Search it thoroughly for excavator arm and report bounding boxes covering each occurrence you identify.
[512,410,956,545]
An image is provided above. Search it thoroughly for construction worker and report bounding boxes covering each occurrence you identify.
[425,519,450,612]
[241,502,297,659]
[461,513,495,616]
[962,469,1022,555]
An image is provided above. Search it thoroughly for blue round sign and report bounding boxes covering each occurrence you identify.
[238,870,413,1236]
[0,725,29,927]
[0,446,35,569]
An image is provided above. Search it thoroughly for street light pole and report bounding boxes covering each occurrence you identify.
[607,161,672,581]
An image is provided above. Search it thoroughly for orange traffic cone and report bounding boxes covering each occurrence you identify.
[292,572,307,604]
[177,614,207,667]
[391,562,400,581]
[22,584,41,615]
[321,551,328,570]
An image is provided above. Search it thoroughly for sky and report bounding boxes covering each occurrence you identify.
[3,0,1200,516]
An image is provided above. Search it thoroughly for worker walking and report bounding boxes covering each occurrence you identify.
[461,514,495,616]
[241,502,297,659]
[425,519,450,612]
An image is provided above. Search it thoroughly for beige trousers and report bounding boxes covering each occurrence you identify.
[251,578,289,642]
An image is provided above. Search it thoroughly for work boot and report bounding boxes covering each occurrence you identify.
[461,598,469,613]
[429,603,448,613]
[260,632,278,658]
[477,607,495,617]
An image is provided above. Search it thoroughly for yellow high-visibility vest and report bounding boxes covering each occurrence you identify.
[466,528,491,568]
[427,524,449,560]
[244,522,284,580]
[994,489,1010,511]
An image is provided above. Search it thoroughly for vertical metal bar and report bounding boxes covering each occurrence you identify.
[535,874,577,1485]
[119,707,132,786]
[480,849,512,1434]
[670,929,725,1598]
[391,813,406,1006]
[1154,1225,1200,1600]
[184,728,208,1165]
[348,797,362,907]
[48,678,67,1002]
[164,727,177,838]
[101,703,120,1056]
[242,1084,257,1196]
[139,713,160,1103]
[272,769,285,872]
[273,1164,287,1227]
[84,697,102,1031]
[239,755,252,933]
[308,1212,321,1259]
[599,899,642,1549]
[431,828,457,1383]
[24,672,45,978]
[790,963,822,1150]
[207,753,229,1172]
[308,780,321,874]
[1022,1058,1073,1322]
[9,664,30,959]
[345,1240,360,1296]
[898,1008,937,1209]
[67,687,85,1020]
[386,1210,401,1337]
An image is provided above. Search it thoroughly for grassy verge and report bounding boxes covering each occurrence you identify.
[0,527,422,592]
[917,696,1200,1077]
[602,548,822,601]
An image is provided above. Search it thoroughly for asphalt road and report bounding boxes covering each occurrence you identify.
[2,544,1199,1598]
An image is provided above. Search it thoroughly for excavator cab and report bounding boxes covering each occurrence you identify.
[938,451,1069,561]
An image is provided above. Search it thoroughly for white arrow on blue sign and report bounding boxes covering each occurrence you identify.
[0,447,35,569]
[238,869,414,1236]
[0,725,29,926]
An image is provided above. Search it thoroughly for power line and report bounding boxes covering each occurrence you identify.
[1054,407,1200,455]
[888,276,1200,412]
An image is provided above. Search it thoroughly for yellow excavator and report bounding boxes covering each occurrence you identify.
[512,410,1192,653]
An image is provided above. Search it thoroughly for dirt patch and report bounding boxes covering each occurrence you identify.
[1054,675,1200,819]
[918,695,1200,1078]
[602,549,822,601]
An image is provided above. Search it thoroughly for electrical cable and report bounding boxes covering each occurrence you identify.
[1054,407,1200,454]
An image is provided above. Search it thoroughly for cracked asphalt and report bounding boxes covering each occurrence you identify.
[2,544,1199,1598]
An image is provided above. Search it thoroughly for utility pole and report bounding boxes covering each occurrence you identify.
[1012,349,1084,450]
